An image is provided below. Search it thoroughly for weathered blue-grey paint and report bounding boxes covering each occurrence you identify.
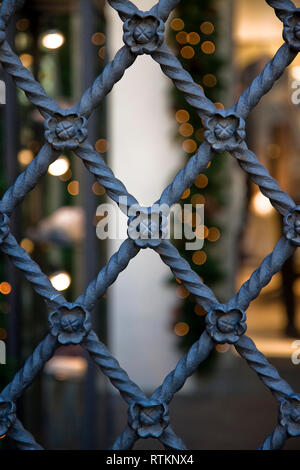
[0,0,299,450]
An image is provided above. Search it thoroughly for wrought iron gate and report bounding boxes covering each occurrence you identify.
[0,0,300,450]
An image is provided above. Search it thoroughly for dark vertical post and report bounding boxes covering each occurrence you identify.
[4,23,22,373]
[80,0,99,450]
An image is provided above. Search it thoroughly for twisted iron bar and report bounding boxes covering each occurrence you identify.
[83,330,146,404]
[152,43,217,119]
[233,44,296,119]
[159,142,213,207]
[75,46,136,117]
[232,144,296,216]
[235,336,297,402]
[0,0,299,451]
[155,240,219,311]
[0,144,57,216]
[2,335,57,402]
[1,234,66,309]
[76,238,139,311]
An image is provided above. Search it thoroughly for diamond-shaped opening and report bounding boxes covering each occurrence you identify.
[103,57,183,205]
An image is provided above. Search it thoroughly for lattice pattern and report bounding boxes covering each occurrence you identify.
[0,0,299,450]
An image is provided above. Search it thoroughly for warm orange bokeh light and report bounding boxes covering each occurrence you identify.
[201,41,215,54]
[174,322,190,337]
[0,282,12,295]
[170,18,184,31]
[200,21,214,35]
[175,109,190,123]
[195,174,208,189]
[181,45,195,59]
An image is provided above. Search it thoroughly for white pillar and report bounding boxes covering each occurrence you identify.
[106,1,185,391]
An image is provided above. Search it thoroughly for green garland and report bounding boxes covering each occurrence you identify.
[169,0,227,372]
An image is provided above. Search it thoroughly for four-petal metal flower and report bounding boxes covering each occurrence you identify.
[204,110,246,152]
[206,305,247,344]
[0,398,16,437]
[283,205,300,246]
[279,396,300,437]
[0,213,9,244]
[45,112,88,151]
[123,11,164,55]
[283,9,300,50]
[128,399,169,439]
[49,304,91,345]
[127,205,168,248]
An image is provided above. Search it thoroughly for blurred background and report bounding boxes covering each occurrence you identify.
[0,0,300,450]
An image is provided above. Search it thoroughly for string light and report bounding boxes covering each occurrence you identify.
[179,123,194,137]
[191,194,206,206]
[92,182,105,196]
[18,149,33,166]
[176,285,190,299]
[95,139,109,153]
[19,53,33,67]
[207,227,221,242]
[174,322,190,336]
[48,156,70,177]
[91,32,105,46]
[181,188,190,200]
[182,139,197,153]
[49,272,71,292]
[251,192,273,216]
[67,181,79,196]
[192,250,207,265]
[195,174,208,189]
[0,282,12,295]
[98,46,106,59]
[214,102,225,110]
[181,45,195,59]
[200,21,214,35]
[20,238,34,254]
[194,225,208,240]
[176,31,187,44]
[175,109,189,123]
[203,74,217,87]
[170,18,184,31]
[187,32,200,45]
[42,31,65,50]
[201,41,215,54]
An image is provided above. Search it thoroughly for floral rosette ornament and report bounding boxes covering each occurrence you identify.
[283,206,300,246]
[127,205,168,248]
[279,396,300,437]
[0,213,10,244]
[123,11,164,55]
[0,398,16,438]
[283,9,300,50]
[49,304,91,345]
[128,399,169,438]
[45,112,88,150]
[206,304,247,344]
[204,110,246,152]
